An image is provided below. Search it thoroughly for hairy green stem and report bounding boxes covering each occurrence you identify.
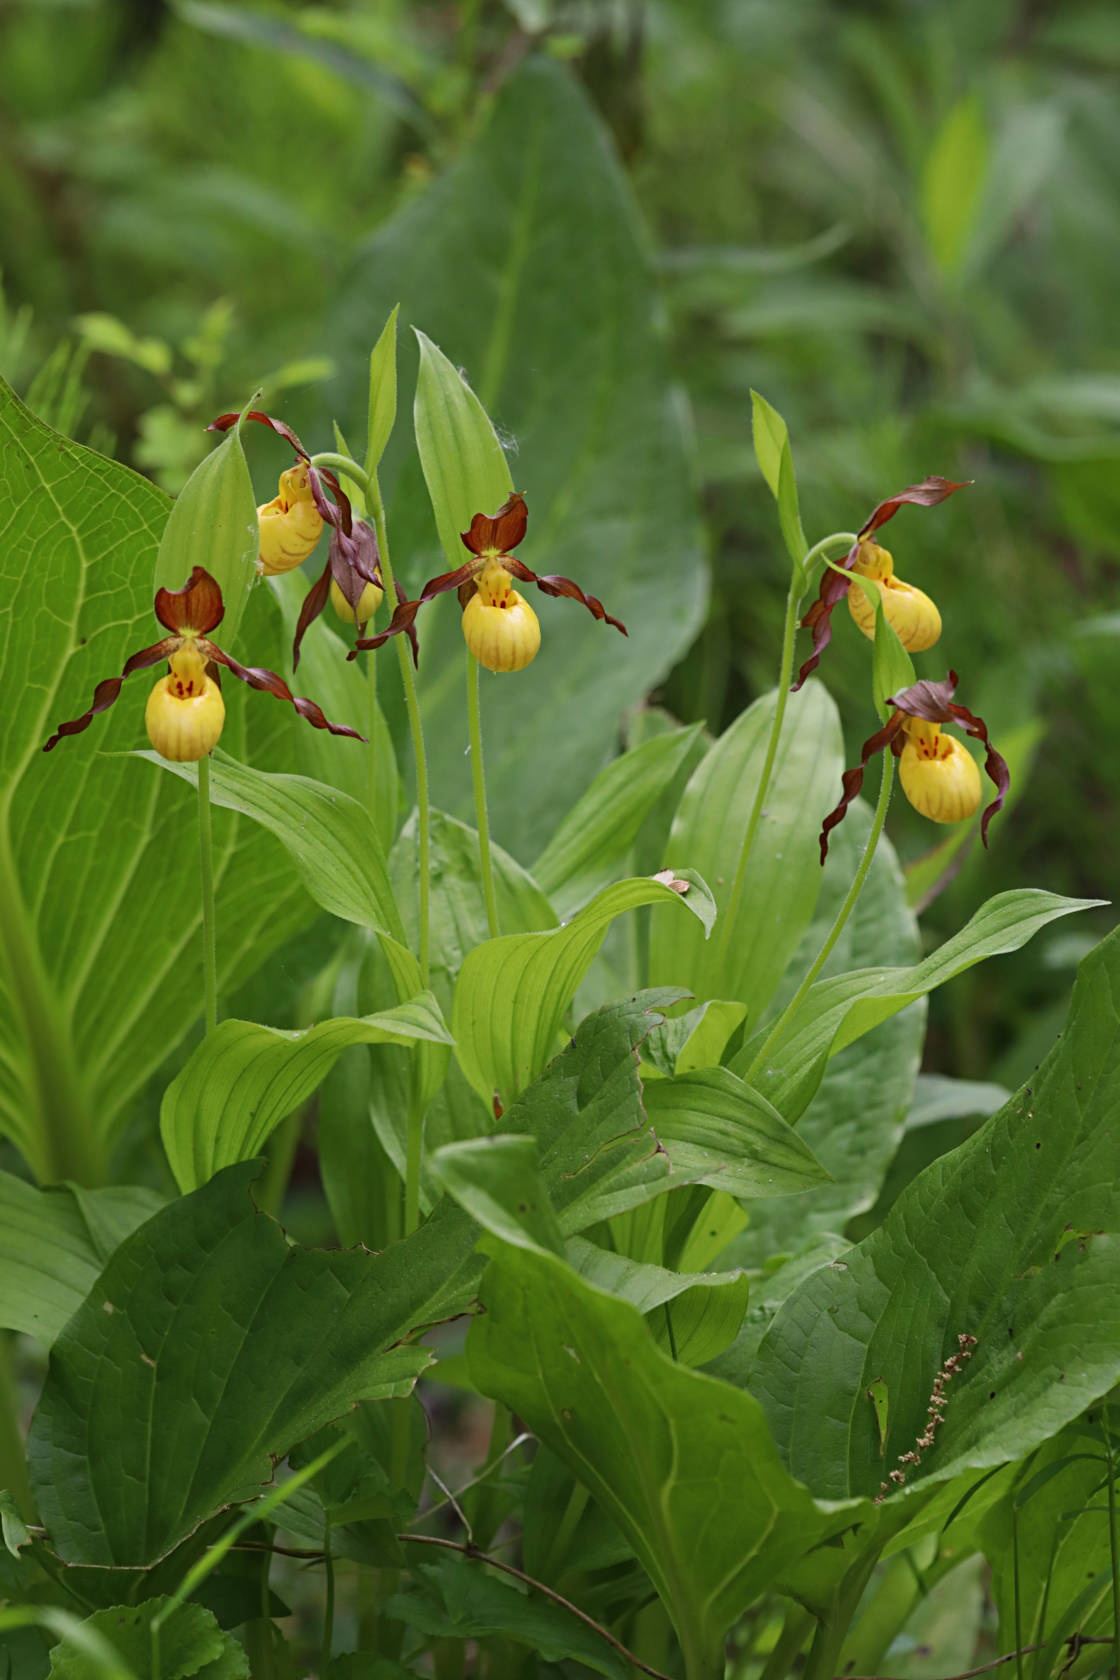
[744,748,894,1088]
[404,1071,423,1235]
[713,530,856,993]
[466,650,501,939]
[197,754,218,1036]
[312,451,431,987]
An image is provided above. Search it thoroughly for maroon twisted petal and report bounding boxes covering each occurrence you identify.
[202,642,363,739]
[43,638,178,752]
[818,713,906,863]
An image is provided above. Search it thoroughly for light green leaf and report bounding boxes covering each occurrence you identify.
[0,1172,163,1345]
[161,998,452,1194]
[649,681,843,1014]
[430,1135,566,1256]
[564,1236,750,1367]
[330,59,706,859]
[151,409,258,652]
[413,329,514,569]
[921,94,989,278]
[750,389,787,499]
[643,1067,831,1199]
[532,723,704,916]
[143,748,404,938]
[842,568,915,713]
[453,871,715,1104]
[736,889,1101,1124]
[468,1242,855,1677]
[750,924,1120,1501]
[365,305,400,479]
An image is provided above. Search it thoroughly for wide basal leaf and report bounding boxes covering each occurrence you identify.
[468,1242,854,1680]
[734,888,1100,1124]
[648,681,843,1014]
[27,1162,454,1567]
[145,748,404,939]
[329,57,706,859]
[452,872,715,1105]
[0,1172,163,1346]
[749,923,1120,1502]
[0,376,339,1184]
[161,997,452,1193]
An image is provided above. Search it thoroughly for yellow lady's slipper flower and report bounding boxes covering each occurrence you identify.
[348,492,626,671]
[144,644,226,762]
[846,539,942,652]
[795,476,969,689]
[331,577,384,625]
[257,462,324,576]
[43,567,363,758]
[818,672,1008,862]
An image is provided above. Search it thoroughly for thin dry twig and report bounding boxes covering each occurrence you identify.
[840,1633,1113,1680]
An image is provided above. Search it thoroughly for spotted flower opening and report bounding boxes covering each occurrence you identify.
[794,476,970,690]
[43,566,363,760]
[345,491,627,673]
[818,671,1009,863]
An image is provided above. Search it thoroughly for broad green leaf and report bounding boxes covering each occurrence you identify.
[386,1560,630,1680]
[532,723,705,916]
[921,94,989,277]
[643,1068,830,1199]
[27,1162,452,1566]
[365,305,400,479]
[468,1242,855,1677]
[726,800,923,1261]
[160,998,452,1193]
[906,1074,1011,1129]
[46,1596,245,1680]
[151,412,258,652]
[648,681,843,1014]
[413,331,514,567]
[144,748,404,938]
[453,872,715,1104]
[641,999,748,1077]
[330,58,706,859]
[430,1133,752,1365]
[0,378,331,1182]
[735,888,1101,1124]
[0,1172,163,1346]
[750,924,1120,1501]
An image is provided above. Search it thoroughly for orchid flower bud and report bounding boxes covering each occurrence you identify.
[257,463,324,576]
[899,718,982,823]
[330,577,384,625]
[144,645,226,762]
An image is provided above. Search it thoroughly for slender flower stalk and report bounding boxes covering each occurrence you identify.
[744,749,894,1088]
[197,755,218,1036]
[466,650,501,939]
[312,451,431,990]
[713,531,856,991]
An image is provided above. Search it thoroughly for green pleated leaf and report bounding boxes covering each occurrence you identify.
[648,681,843,1015]
[452,872,715,1105]
[750,924,1120,1502]
[143,748,404,939]
[329,58,706,859]
[161,997,452,1194]
[643,1067,831,1200]
[532,723,705,916]
[413,331,514,567]
[151,410,258,654]
[0,378,335,1183]
[735,888,1101,1124]
[468,1242,855,1678]
[0,1173,163,1346]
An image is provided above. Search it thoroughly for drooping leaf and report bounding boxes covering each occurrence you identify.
[329,58,706,859]
[143,748,404,938]
[750,924,1120,1502]
[452,872,715,1105]
[734,888,1101,1124]
[160,997,452,1194]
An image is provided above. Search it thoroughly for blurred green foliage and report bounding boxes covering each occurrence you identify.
[2,0,1116,1082]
